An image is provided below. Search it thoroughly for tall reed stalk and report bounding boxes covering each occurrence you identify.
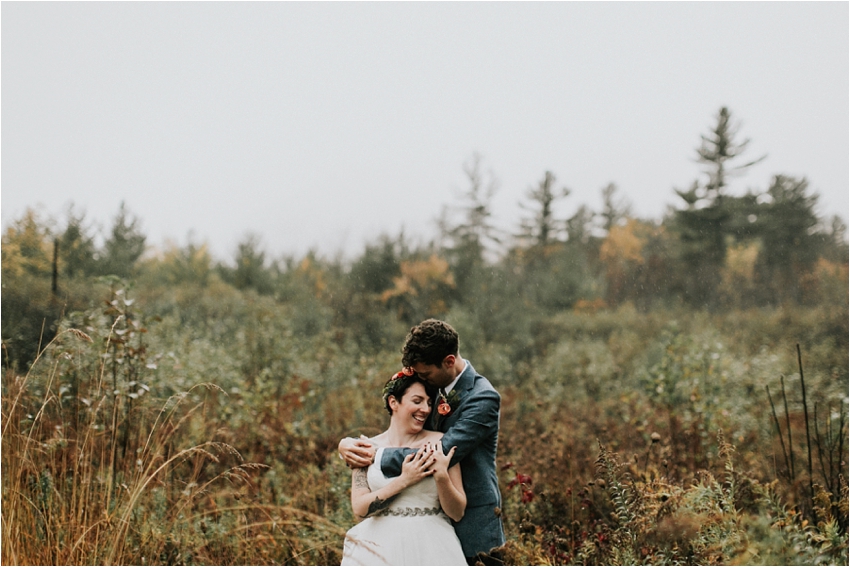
[2,298,346,565]
[1,325,257,564]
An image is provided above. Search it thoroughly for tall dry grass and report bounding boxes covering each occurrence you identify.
[1,321,346,565]
[3,284,847,565]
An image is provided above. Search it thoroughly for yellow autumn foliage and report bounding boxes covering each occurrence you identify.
[1,208,53,279]
[380,254,455,317]
[297,255,328,296]
[715,240,761,307]
[600,219,646,267]
[148,240,214,285]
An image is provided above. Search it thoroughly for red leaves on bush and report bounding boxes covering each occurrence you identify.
[507,473,532,489]
[507,472,534,503]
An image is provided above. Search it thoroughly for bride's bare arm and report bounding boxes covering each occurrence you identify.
[349,448,436,521]
[430,441,466,522]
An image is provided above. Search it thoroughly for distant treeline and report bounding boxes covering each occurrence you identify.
[3,107,847,369]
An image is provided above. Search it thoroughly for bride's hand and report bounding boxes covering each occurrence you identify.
[429,441,456,479]
[399,446,437,487]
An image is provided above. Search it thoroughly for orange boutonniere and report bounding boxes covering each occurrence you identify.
[437,389,458,416]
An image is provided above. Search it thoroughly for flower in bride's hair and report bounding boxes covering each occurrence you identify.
[382,368,418,413]
[391,367,415,381]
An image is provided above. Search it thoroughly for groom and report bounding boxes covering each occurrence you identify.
[339,319,505,565]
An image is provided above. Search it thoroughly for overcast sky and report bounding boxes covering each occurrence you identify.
[3,2,848,262]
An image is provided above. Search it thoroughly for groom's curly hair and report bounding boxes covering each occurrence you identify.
[401,319,459,368]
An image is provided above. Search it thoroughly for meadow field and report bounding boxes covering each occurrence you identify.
[3,133,848,564]
[3,277,847,565]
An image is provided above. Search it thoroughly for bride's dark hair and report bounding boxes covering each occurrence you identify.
[381,374,436,416]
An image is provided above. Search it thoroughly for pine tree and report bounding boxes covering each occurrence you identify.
[756,175,821,303]
[516,171,569,248]
[442,153,502,262]
[59,206,98,279]
[698,108,764,193]
[228,233,273,294]
[566,205,596,245]
[439,154,502,302]
[100,202,146,278]
[672,107,765,307]
[600,182,632,233]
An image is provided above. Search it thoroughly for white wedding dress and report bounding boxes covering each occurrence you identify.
[341,447,467,566]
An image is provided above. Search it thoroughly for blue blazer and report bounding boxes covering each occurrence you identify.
[381,361,505,557]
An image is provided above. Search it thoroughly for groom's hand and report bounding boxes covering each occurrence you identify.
[338,435,376,469]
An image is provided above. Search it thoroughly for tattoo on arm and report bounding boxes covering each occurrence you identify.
[365,494,398,518]
[353,468,369,490]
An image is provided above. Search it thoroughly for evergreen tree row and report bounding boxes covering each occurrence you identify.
[3,107,847,370]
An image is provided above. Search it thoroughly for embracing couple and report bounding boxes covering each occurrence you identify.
[338,319,506,566]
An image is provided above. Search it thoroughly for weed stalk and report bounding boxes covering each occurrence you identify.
[780,374,795,481]
[766,384,792,480]
[797,344,815,507]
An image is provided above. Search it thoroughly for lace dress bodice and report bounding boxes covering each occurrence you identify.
[366,447,445,518]
[341,447,466,565]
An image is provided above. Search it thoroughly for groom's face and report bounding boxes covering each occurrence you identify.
[411,358,453,388]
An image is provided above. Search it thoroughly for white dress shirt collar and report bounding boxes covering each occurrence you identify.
[444,358,466,394]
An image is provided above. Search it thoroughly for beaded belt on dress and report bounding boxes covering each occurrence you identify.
[375,506,448,520]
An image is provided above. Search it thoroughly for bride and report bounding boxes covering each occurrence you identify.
[341,369,467,566]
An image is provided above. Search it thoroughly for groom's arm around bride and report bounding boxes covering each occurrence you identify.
[339,320,505,564]
[381,360,504,564]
